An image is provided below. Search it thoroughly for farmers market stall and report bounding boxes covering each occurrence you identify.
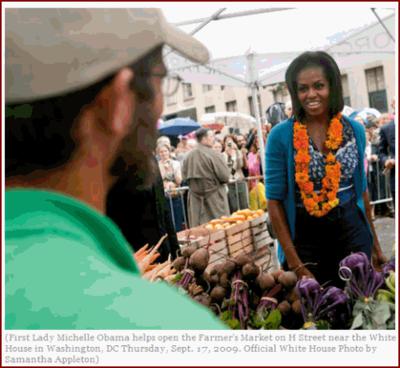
[134,210,395,330]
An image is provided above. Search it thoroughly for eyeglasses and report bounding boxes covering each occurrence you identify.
[136,72,183,97]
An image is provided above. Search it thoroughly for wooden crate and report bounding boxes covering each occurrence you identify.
[226,229,251,246]
[253,231,273,250]
[177,226,225,249]
[250,221,268,236]
[231,244,254,258]
[225,221,250,237]
[208,246,229,265]
[228,236,253,255]
[249,213,267,227]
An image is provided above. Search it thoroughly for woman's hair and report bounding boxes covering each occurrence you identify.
[285,51,344,121]
[6,46,162,177]
[222,134,239,152]
[156,143,171,154]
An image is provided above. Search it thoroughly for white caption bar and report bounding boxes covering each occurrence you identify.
[1,330,398,367]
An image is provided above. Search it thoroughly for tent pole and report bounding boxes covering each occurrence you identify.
[371,8,395,42]
[173,8,293,27]
[247,52,266,176]
[189,8,227,35]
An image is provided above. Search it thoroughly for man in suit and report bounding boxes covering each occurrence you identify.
[379,119,396,215]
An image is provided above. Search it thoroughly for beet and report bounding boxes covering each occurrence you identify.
[181,245,197,258]
[277,300,291,316]
[286,288,299,303]
[221,259,236,276]
[194,293,211,307]
[189,248,209,274]
[210,286,226,302]
[234,252,252,267]
[219,273,230,289]
[210,273,219,284]
[256,273,276,290]
[213,263,224,275]
[278,271,298,289]
[242,263,260,280]
[271,269,284,282]
[172,256,186,272]
[291,299,302,315]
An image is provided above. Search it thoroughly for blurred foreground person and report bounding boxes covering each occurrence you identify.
[5,8,225,329]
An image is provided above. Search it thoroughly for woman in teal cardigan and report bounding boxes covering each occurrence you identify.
[265,51,386,286]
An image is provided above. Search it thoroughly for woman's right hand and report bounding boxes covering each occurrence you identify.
[293,264,315,280]
[296,267,315,280]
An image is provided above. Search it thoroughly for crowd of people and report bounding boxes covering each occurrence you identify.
[154,126,268,230]
[5,8,396,330]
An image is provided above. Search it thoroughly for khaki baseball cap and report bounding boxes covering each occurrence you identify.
[6,8,209,104]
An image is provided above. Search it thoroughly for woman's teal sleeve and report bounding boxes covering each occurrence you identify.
[265,127,288,201]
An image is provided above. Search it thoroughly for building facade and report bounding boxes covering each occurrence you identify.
[163,14,396,123]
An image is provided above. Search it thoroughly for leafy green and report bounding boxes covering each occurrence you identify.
[220,310,241,330]
[351,299,394,330]
[248,309,282,330]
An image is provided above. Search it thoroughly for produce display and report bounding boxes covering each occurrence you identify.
[134,234,176,282]
[166,247,396,330]
[138,226,395,331]
[169,246,301,330]
[204,209,265,230]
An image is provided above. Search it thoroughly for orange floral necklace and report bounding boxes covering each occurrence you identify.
[293,113,343,217]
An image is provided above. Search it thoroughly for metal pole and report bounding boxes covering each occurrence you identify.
[247,52,266,175]
[179,190,188,229]
[189,8,227,35]
[165,8,227,59]
[235,180,240,211]
[167,194,176,229]
[173,8,293,26]
[371,8,395,43]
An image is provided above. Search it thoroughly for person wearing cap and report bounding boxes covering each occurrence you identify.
[5,8,225,329]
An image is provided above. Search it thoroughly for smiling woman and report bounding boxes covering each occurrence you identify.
[265,51,387,287]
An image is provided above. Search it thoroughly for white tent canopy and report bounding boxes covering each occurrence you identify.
[200,111,256,132]
[163,6,396,173]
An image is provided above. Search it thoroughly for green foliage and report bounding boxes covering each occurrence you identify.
[248,309,282,330]
[351,299,394,330]
[220,310,241,330]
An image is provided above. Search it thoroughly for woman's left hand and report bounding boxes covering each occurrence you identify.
[372,241,388,271]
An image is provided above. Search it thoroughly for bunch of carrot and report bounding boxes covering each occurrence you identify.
[133,234,176,282]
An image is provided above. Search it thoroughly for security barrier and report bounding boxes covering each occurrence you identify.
[367,160,393,207]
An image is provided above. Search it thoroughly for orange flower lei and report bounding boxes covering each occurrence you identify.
[293,113,343,217]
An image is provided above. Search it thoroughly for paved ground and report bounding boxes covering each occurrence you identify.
[374,215,396,260]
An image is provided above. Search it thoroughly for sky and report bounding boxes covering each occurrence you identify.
[159,2,396,60]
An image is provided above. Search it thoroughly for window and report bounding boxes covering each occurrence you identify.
[182,83,193,100]
[341,74,351,107]
[365,67,388,112]
[205,105,216,113]
[225,100,237,112]
[248,95,262,117]
[202,84,213,93]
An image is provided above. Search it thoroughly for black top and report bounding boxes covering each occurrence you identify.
[106,157,180,262]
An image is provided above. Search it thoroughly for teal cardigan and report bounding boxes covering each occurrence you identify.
[265,116,369,264]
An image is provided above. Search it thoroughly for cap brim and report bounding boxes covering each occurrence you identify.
[163,23,209,64]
